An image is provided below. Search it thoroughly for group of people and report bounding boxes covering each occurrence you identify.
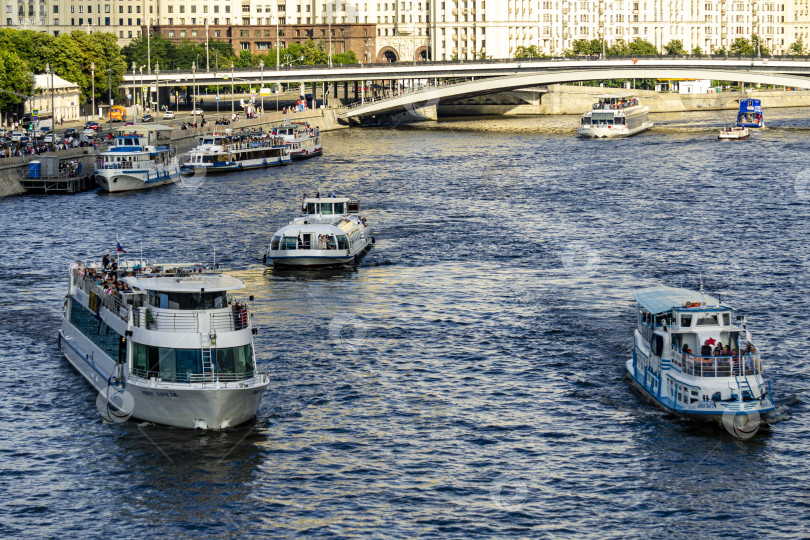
[680,339,758,375]
[0,138,96,158]
[75,257,134,296]
[316,234,336,250]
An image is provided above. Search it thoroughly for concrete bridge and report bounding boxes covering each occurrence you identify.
[120,57,810,119]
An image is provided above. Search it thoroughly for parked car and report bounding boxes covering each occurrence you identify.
[191,108,203,115]
[64,128,77,136]
[82,129,97,139]
[84,121,100,131]
[18,136,30,146]
[163,111,176,119]
[38,126,51,134]
[43,134,60,144]
[142,114,153,122]
[0,128,7,138]
[10,130,23,142]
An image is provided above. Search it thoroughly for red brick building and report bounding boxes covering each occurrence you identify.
[148,23,377,62]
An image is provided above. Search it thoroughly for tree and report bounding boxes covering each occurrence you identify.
[607,40,630,56]
[692,46,704,56]
[332,50,359,64]
[789,37,806,55]
[571,39,599,56]
[751,35,770,57]
[0,50,32,113]
[664,39,686,55]
[628,39,658,56]
[121,34,175,70]
[730,37,755,56]
[515,45,540,58]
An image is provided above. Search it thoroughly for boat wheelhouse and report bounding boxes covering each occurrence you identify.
[627,286,774,428]
[180,130,291,175]
[736,98,764,128]
[577,94,653,138]
[263,196,373,268]
[273,120,323,159]
[94,125,180,192]
[59,259,269,429]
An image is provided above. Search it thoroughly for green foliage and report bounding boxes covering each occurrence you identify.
[332,50,359,64]
[789,37,806,55]
[0,49,32,112]
[607,40,630,56]
[628,39,658,56]
[730,37,755,56]
[751,35,770,56]
[515,45,540,58]
[664,39,686,55]
[692,46,703,56]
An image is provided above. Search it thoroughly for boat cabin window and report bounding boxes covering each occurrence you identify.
[147,290,227,310]
[280,236,297,250]
[680,315,692,327]
[722,313,730,326]
[271,235,281,250]
[320,203,333,215]
[334,202,345,214]
[695,315,718,326]
[133,343,253,381]
[336,234,348,249]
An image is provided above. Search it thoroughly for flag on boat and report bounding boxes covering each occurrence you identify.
[117,241,127,253]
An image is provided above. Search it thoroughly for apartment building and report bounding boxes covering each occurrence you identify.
[3,0,808,57]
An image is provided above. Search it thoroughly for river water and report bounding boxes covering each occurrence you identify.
[0,108,808,538]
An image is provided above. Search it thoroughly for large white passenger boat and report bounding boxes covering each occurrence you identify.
[273,120,323,159]
[577,95,653,138]
[627,286,774,428]
[180,130,291,175]
[59,259,269,429]
[94,125,181,192]
[263,195,373,267]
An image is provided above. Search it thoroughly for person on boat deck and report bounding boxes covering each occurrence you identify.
[682,344,692,354]
[297,233,304,249]
[102,253,111,269]
[76,261,84,277]
[700,340,713,357]
[722,344,731,356]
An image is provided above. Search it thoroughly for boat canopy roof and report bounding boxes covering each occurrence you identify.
[634,286,723,314]
[123,274,245,293]
[303,196,351,204]
[275,223,346,236]
[596,93,637,99]
[115,124,173,134]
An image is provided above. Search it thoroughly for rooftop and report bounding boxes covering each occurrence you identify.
[634,286,724,314]
[123,273,245,293]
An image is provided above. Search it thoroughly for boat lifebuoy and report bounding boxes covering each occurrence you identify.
[685,302,701,308]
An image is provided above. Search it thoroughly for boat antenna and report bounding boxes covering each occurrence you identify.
[699,274,706,306]
[213,246,217,269]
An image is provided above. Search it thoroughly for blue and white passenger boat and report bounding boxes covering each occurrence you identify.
[180,130,291,175]
[94,125,181,192]
[736,98,764,128]
[59,258,269,429]
[263,195,373,267]
[273,120,323,159]
[577,94,653,138]
[627,286,774,426]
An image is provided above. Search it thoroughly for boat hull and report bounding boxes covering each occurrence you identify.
[181,156,291,175]
[267,240,371,268]
[290,146,323,160]
[625,358,773,424]
[95,167,181,192]
[578,121,653,138]
[59,323,268,429]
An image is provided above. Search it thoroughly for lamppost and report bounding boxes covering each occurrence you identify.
[258,59,264,116]
[107,66,112,134]
[328,16,333,68]
[205,18,210,71]
[138,65,144,121]
[45,64,55,129]
[230,62,235,117]
[276,17,280,70]
[90,61,95,120]
[131,62,136,110]
[147,18,151,75]
[191,61,196,121]
[154,62,160,114]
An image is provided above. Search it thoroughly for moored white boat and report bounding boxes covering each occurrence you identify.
[273,120,323,159]
[718,125,750,140]
[577,94,653,138]
[180,130,291,175]
[263,195,373,268]
[627,286,774,431]
[94,125,181,192]
[59,257,269,429]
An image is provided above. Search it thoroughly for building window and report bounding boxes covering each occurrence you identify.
[52,6,58,13]
[180,30,186,37]
[214,30,220,37]
[180,6,185,13]
[105,5,110,13]
[240,30,249,37]
[191,30,197,37]
[127,6,131,13]
[105,16,110,25]
[168,6,173,13]
[241,42,250,49]
[168,30,175,37]
[214,6,219,13]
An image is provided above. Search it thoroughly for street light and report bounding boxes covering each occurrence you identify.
[258,59,264,117]
[90,62,95,121]
[155,62,160,115]
[131,61,136,110]
[138,65,144,122]
[230,62,235,117]
[107,66,112,134]
[45,64,55,129]
[191,61,196,120]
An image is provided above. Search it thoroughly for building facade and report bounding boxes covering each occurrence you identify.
[2,0,809,56]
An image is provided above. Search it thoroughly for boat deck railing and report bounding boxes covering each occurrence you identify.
[131,366,265,384]
[75,271,250,333]
[672,346,762,377]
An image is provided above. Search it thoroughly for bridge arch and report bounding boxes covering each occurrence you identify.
[377,47,399,63]
[341,66,810,120]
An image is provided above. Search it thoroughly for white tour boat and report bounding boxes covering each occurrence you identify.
[718,125,750,140]
[263,195,373,267]
[577,94,653,138]
[59,258,269,429]
[273,120,323,159]
[94,125,181,192]
[180,130,291,175]
[627,286,774,428]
